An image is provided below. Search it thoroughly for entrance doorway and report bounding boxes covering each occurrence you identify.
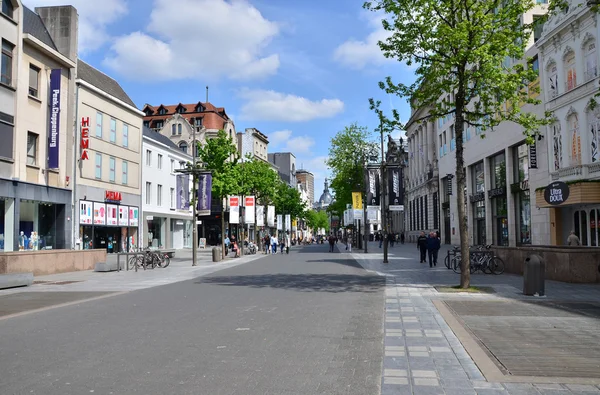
[94,226,121,253]
[444,208,451,244]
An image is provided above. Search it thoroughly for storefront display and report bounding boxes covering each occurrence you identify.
[80,200,139,252]
[17,200,64,250]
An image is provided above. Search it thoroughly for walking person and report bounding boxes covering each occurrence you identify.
[390,233,395,248]
[264,234,271,254]
[328,234,335,252]
[280,235,285,254]
[400,232,405,244]
[426,232,441,267]
[378,232,383,248]
[567,230,581,246]
[271,234,278,254]
[347,233,352,252]
[286,233,291,254]
[417,231,428,263]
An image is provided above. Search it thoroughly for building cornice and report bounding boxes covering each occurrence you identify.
[23,33,76,68]
[77,79,145,117]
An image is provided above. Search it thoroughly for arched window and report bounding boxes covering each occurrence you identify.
[552,123,563,171]
[589,106,600,163]
[547,61,558,99]
[178,123,182,135]
[179,141,188,154]
[584,39,597,81]
[171,124,177,136]
[564,50,577,91]
[568,112,581,166]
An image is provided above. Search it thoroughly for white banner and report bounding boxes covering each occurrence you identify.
[93,202,106,225]
[79,200,92,224]
[256,205,264,227]
[229,196,240,224]
[118,206,129,226]
[106,204,118,226]
[367,207,378,221]
[244,196,255,224]
[277,214,283,230]
[285,214,291,231]
[267,206,275,227]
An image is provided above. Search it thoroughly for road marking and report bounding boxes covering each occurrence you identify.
[236,328,250,331]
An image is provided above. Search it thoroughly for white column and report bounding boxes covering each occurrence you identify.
[417,129,422,179]
[428,121,435,165]
[411,136,416,184]
[423,124,429,169]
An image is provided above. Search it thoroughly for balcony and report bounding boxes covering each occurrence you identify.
[550,163,600,181]
[584,67,598,83]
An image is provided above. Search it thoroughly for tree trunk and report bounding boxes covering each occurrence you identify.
[454,85,470,288]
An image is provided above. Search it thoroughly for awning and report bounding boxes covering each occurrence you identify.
[536,181,600,208]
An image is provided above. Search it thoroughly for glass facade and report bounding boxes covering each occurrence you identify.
[147,217,166,248]
[471,162,486,245]
[490,153,508,246]
[513,143,531,245]
[0,199,5,251]
[18,200,64,250]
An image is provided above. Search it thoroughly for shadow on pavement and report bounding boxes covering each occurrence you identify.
[304,259,364,269]
[196,273,385,293]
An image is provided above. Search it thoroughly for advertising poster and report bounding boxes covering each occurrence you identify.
[244,196,255,224]
[129,207,139,227]
[229,196,240,224]
[276,214,283,230]
[256,205,265,227]
[366,168,381,206]
[93,202,106,225]
[197,173,212,216]
[177,175,190,210]
[79,200,92,224]
[106,204,118,226]
[118,206,129,226]
[285,214,291,232]
[388,166,405,211]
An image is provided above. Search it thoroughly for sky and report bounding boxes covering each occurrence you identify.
[25,0,417,201]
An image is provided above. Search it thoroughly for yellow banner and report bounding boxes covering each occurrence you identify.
[352,192,362,210]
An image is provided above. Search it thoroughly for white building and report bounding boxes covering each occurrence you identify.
[237,128,269,163]
[141,127,193,250]
[536,0,600,246]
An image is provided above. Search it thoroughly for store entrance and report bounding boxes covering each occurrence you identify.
[444,208,451,244]
[94,226,121,253]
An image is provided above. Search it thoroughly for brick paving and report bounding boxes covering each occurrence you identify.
[350,243,600,395]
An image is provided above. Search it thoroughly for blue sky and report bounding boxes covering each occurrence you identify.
[25,0,416,199]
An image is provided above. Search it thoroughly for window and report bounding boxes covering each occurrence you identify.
[170,188,175,208]
[29,64,40,97]
[531,55,539,74]
[439,135,443,157]
[158,108,167,115]
[2,0,14,18]
[146,149,152,166]
[96,112,103,138]
[491,153,506,188]
[122,161,128,185]
[177,106,185,114]
[450,127,456,151]
[143,120,150,128]
[552,123,563,171]
[589,109,600,163]
[109,157,116,182]
[584,40,597,82]
[171,124,177,136]
[178,123,182,135]
[564,51,577,91]
[514,144,529,182]
[472,161,485,193]
[0,111,14,159]
[171,159,175,173]
[27,132,38,165]
[195,118,203,127]
[146,182,151,205]
[123,124,129,147]
[157,184,163,206]
[533,15,544,42]
[1,40,14,86]
[547,62,558,99]
[155,121,164,129]
[179,141,188,154]
[158,154,163,169]
[110,118,116,143]
[568,113,581,166]
[95,153,102,179]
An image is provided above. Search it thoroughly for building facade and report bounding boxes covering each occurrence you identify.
[268,152,296,187]
[0,3,77,252]
[536,0,600,246]
[296,169,314,204]
[141,127,193,250]
[237,128,269,162]
[73,60,144,252]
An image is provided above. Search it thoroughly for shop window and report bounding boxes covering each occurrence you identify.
[516,190,531,245]
[110,118,117,143]
[584,40,597,81]
[109,157,116,182]
[157,184,162,206]
[472,161,485,193]
[122,161,128,185]
[158,154,163,169]
[147,217,165,248]
[96,112,103,138]
[491,152,506,188]
[552,123,563,170]
[568,112,581,166]
[29,64,40,97]
[123,124,129,148]
[564,50,577,92]
[1,39,14,86]
[590,209,600,247]
[27,132,38,166]
[95,153,102,179]
[18,200,64,250]
[0,199,5,251]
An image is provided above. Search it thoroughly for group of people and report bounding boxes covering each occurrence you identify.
[416,231,441,267]
[223,234,240,258]
[262,233,291,254]
[376,231,405,248]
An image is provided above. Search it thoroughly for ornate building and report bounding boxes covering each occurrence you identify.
[314,179,333,211]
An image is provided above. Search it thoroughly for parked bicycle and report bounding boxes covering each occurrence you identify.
[451,245,505,275]
[128,248,170,270]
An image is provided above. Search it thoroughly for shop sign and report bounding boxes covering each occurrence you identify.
[469,192,485,202]
[520,179,529,191]
[267,205,275,227]
[118,206,129,226]
[197,173,212,216]
[106,204,118,226]
[244,196,255,224]
[48,69,61,168]
[229,196,240,224]
[256,205,265,227]
[93,202,106,225]
[488,186,506,199]
[105,191,122,203]
[529,143,538,169]
[129,207,139,227]
[80,117,90,161]
[543,181,570,205]
[446,174,453,195]
[79,200,93,224]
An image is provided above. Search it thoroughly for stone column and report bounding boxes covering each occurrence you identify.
[423,123,429,170]
[505,147,516,247]
[428,121,435,165]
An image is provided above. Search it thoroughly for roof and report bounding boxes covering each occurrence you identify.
[77,60,137,108]
[23,6,58,51]
[142,126,187,153]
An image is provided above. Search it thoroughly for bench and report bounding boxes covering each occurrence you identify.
[0,273,34,289]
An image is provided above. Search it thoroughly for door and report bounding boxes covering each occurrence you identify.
[444,209,451,244]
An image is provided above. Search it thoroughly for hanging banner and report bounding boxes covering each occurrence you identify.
[197,173,212,216]
[529,142,538,169]
[352,192,362,210]
[244,196,255,224]
[367,206,378,221]
[292,219,297,231]
[48,69,61,168]
[267,205,275,227]
[256,205,265,227]
[93,202,106,225]
[118,206,129,226]
[79,200,92,224]
[129,207,139,227]
[106,204,118,226]
[285,214,291,231]
[366,168,381,206]
[388,166,404,210]
[277,214,283,230]
[229,196,240,224]
[176,175,190,210]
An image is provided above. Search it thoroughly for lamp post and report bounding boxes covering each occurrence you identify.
[380,121,389,264]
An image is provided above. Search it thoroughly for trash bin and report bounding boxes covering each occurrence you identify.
[212,247,222,262]
[523,254,545,296]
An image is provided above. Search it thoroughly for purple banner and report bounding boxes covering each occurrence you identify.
[197,173,212,216]
[48,69,61,168]
[176,174,190,210]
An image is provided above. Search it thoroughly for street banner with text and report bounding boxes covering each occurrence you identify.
[48,69,61,168]
[244,196,255,224]
[352,192,362,210]
[366,168,381,206]
[229,196,240,224]
[277,214,283,230]
[256,205,265,227]
[285,214,291,231]
[197,173,212,216]
[267,206,275,227]
[388,166,404,211]
[177,175,190,210]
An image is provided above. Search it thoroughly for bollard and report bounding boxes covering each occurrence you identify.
[523,254,546,296]
[212,247,222,262]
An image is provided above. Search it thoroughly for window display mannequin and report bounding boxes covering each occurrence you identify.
[19,231,26,251]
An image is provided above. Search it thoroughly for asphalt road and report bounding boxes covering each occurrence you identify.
[0,244,385,395]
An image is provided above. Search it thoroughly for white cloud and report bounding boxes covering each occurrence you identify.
[103,0,280,81]
[24,0,127,53]
[238,89,344,122]
[333,12,392,70]
[269,130,292,147]
[268,131,314,154]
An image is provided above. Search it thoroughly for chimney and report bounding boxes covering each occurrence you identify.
[35,6,79,62]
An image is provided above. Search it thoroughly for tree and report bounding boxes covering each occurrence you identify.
[197,129,240,258]
[273,180,306,222]
[365,0,551,287]
[305,209,330,234]
[238,155,280,205]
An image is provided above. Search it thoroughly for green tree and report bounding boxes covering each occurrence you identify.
[304,209,330,234]
[365,0,551,287]
[273,181,306,221]
[197,129,240,258]
[237,156,279,205]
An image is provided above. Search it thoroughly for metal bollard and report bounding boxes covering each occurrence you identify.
[523,254,546,296]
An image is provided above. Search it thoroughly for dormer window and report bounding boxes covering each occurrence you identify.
[195,118,203,127]
[158,107,167,115]
[196,105,205,112]
[155,121,164,129]
[176,105,186,114]
[144,108,154,116]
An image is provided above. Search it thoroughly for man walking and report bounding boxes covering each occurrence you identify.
[426,232,441,267]
[400,232,405,244]
[417,231,428,263]
[328,234,335,252]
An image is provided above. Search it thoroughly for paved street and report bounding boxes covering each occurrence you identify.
[0,244,384,395]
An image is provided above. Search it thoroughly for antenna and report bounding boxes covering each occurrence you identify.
[206,86,209,103]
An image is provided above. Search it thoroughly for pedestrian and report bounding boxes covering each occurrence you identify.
[224,235,230,256]
[567,230,581,246]
[417,231,428,263]
[400,232,405,244]
[347,234,353,252]
[271,234,278,254]
[379,232,383,248]
[426,231,441,267]
[264,234,270,254]
[390,233,395,248]
[286,233,291,254]
[280,235,285,254]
